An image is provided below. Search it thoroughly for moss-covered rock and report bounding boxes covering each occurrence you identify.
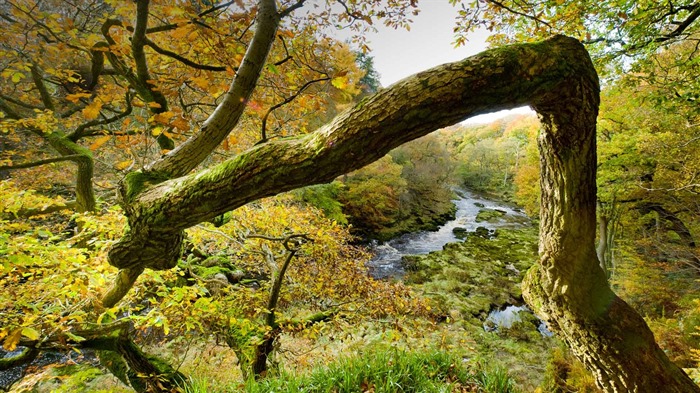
[452,227,468,239]
[475,208,507,223]
[372,199,458,242]
[404,227,538,324]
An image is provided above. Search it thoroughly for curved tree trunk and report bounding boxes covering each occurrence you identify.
[521,58,698,391]
[106,35,699,392]
[45,132,96,212]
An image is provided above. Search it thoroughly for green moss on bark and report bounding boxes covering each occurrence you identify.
[122,170,171,203]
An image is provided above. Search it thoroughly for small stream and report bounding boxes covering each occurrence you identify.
[367,190,529,279]
[367,190,552,336]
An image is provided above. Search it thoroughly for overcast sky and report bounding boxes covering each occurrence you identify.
[336,2,533,123]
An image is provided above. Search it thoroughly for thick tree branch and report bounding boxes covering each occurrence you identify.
[0,97,22,119]
[100,16,173,149]
[147,0,281,177]
[29,66,55,111]
[17,321,187,392]
[132,0,169,113]
[107,36,585,301]
[102,35,700,391]
[86,45,107,91]
[102,267,145,308]
[123,37,585,233]
[0,94,41,110]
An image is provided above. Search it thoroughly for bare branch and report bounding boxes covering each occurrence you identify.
[0,154,85,170]
[247,233,313,252]
[29,65,55,111]
[141,0,237,34]
[259,75,331,142]
[485,0,552,30]
[279,0,306,18]
[273,34,292,66]
[143,37,227,72]
[67,93,133,141]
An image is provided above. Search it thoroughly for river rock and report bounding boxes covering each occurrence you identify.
[475,208,506,223]
[403,227,538,322]
[452,227,468,239]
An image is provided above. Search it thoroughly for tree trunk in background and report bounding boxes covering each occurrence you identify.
[521,57,699,391]
[596,205,610,275]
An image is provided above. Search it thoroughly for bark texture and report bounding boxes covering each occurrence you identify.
[107,35,699,391]
[147,0,281,177]
[521,42,699,392]
[45,132,96,212]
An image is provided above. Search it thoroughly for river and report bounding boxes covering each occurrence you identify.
[367,190,530,279]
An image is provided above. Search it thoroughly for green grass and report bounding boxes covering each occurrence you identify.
[242,349,519,393]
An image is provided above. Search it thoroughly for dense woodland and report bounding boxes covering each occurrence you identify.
[0,0,699,392]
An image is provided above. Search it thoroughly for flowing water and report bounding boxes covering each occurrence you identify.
[367,190,530,279]
[367,190,552,335]
[483,305,553,337]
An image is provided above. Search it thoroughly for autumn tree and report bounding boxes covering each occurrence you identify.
[0,0,363,215]
[1,1,699,393]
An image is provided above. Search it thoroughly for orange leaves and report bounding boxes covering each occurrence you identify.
[65,92,92,103]
[149,110,190,132]
[190,75,210,90]
[2,328,23,351]
[88,135,111,151]
[170,117,190,131]
[171,26,191,40]
[278,30,295,39]
[151,111,175,125]
[82,100,103,120]
[114,160,133,171]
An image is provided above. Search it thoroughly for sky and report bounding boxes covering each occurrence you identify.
[337,2,534,124]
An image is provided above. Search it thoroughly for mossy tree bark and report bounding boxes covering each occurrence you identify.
[520,47,699,391]
[44,132,96,212]
[107,34,699,391]
[17,322,188,392]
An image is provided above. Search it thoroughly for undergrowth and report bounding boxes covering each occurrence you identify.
[184,348,519,392]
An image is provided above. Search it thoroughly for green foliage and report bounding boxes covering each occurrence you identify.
[540,345,601,393]
[247,348,518,393]
[337,134,458,240]
[450,115,539,201]
[292,182,348,225]
[338,155,407,239]
[451,0,700,83]
[355,51,382,95]
[0,183,125,351]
